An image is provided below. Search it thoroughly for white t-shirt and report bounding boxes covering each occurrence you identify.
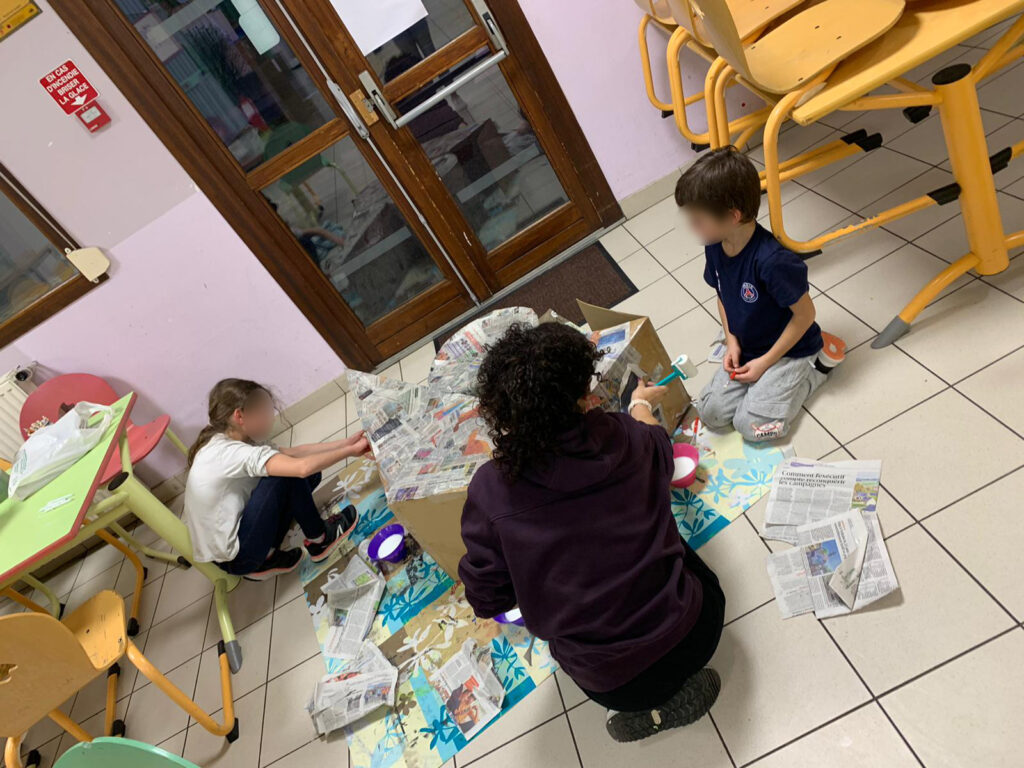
[183,434,279,563]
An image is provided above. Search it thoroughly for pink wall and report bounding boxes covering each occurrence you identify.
[517,0,756,201]
[0,0,738,483]
[0,1,344,483]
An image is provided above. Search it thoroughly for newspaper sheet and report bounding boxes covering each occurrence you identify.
[347,371,494,502]
[767,511,898,619]
[430,638,505,740]
[308,640,399,735]
[762,458,881,544]
[321,555,386,660]
[429,306,539,394]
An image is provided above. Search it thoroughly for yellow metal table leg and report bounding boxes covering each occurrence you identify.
[875,63,1008,346]
[18,574,62,618]
[115,473,242,671]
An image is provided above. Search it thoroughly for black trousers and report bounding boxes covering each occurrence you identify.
[581,539,726,711]
[217,473,323,575]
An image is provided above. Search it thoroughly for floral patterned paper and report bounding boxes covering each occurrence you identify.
[303,432,781,768]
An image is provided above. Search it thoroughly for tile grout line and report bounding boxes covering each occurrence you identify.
[457,710,569,767]
[708,711,737,768]
[873,626,1019,701]
[913,460,1024,525]
[812,620,927,768]
[735,700,875,768]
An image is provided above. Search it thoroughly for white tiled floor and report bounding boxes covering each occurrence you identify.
[7,37,1024,768]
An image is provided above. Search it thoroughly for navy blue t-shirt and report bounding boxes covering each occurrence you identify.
[703,224,822,364]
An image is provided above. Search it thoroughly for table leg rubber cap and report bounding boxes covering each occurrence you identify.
[58,602,66,620]
[226,640,243,674]
[111,719,126,738]
[226,718,241,744]
[872,317,911,348]
[126,618,140,636]
[26,749,41,767]
[176,556,192,569]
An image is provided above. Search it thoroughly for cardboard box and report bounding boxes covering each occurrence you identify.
[574,301,691,432]
[349,303,691,580]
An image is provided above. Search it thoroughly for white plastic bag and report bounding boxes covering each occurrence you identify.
[9,401,114,499]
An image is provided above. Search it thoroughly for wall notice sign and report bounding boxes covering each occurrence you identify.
[0,0,40,42]
[40,60,99,114]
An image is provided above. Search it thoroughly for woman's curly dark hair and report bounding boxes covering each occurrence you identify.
[476,323,604,481]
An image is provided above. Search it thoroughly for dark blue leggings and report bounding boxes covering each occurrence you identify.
[218,473,324,575]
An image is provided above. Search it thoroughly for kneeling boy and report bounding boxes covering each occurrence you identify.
[676,147,839,442]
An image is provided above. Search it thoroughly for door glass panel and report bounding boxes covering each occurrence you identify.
[0,193,76,322]
[115,0,334,172]
[362,0,476,83]
[261,137,444,325]
[397,52,570,251]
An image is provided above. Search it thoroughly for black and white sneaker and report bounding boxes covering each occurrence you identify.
[305,504,359,562]
[244,548,303,581]
[605,668,721,743]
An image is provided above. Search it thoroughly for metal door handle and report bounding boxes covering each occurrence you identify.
[395,51,506,128]
[358,0,509,130]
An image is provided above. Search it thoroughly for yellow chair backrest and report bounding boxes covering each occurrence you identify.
[685,0,752,77]
[0,612,101,737]
[668,0,712,44]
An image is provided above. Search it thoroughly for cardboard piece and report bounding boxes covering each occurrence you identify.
[575,301,691,431]
[350,303,691,579]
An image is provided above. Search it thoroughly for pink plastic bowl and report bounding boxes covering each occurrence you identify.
[670,443,700,488]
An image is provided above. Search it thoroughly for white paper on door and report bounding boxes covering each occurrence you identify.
[329,0,429,55]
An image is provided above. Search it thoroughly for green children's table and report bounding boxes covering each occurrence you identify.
[0,393,246,672]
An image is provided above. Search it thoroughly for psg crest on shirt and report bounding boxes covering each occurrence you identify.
[741,282,759,303]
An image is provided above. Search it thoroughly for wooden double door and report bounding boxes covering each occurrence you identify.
[59,0,620,368]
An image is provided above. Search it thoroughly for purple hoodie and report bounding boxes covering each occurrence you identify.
[459,409,703,692]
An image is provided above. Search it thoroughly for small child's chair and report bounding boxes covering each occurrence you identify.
[0,591,237,768]
[55,738,202,768]
[19,373,188,485]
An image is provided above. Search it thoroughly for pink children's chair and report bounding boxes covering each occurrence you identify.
[19,373,189,486]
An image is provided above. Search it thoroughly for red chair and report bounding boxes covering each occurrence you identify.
[19,373,188,485]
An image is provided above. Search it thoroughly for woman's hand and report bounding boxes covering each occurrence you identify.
[724,334,742,373]
[631,381,668,407]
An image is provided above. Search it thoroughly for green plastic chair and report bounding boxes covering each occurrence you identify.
[52,737,200,768]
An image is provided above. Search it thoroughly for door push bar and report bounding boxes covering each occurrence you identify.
[357,0,509,131]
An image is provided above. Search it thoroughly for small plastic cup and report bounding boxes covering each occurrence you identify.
[670,443,700,488]
[368,524,407,563]
[494,607,525,626]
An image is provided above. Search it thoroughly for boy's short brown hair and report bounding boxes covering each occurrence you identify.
[675,146,761,223]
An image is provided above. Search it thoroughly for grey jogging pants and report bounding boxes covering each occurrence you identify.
[696,354,827,442]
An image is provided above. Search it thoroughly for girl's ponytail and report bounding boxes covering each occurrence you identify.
[187,379,272,467]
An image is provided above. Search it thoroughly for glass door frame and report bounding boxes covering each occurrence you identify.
[58,0,620,367]
[284,0,620,287]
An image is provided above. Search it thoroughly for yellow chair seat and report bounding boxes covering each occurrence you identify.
[794,0,1024,123]
[696,0,807,41]
[742,0,907,93]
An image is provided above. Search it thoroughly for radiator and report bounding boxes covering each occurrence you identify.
[0,367,34,462]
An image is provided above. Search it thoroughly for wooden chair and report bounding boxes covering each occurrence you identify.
[755,0,1024,344]
[1,591,237,768]
[695,0,906,144]
[663,0,805,149]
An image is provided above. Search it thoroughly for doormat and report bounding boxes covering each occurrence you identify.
[433,242,636,350]
[298,429,783,768]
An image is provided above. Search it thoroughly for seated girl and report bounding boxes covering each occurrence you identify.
[459,324,725,742]
[184,379,371,580]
